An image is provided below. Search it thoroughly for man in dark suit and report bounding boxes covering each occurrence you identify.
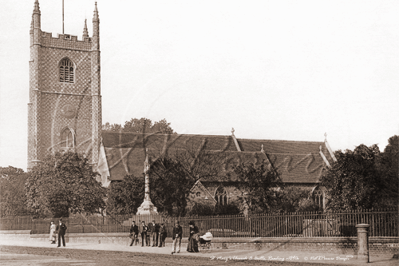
[158,223,167,247]
[171,221,182,254]
[56,219,67,247]
[139,221,148,247]
[129,221,139,246]
[148,220,159,247]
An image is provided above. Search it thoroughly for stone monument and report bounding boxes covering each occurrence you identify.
[136,149,158,215]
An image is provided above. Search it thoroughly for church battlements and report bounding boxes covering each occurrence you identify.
[30,0,98,52]
[40,31,92,51]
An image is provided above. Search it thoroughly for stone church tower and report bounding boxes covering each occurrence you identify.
[28,0,102,170]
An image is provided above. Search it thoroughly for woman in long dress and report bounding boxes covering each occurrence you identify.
[187,221,199,252]
[49,221,56,244]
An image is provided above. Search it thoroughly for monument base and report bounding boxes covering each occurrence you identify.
[136,199,158,215]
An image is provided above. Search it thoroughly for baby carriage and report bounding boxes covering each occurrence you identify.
[198,231,212,250]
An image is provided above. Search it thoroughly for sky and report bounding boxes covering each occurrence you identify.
[0,0,398,171]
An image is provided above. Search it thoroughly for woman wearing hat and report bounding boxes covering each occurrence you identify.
[187,221,199,252]
[49,221,56,244]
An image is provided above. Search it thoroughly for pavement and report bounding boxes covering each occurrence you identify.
[0,238,397,265]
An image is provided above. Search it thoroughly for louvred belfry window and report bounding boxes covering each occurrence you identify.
[59,58,74,83]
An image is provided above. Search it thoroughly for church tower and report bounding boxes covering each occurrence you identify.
[28,0,102,170]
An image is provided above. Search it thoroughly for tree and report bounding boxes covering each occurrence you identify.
[102,118,174,134]
[107,149,225,216]
[102,122,122,132]
[232,163,283,214]
[26,152,106,218]
[186,203,215,216]
[107,156,197,216]
[0,166,30,217]
[277,187,320,213]
[149,157,196,216]
[106,175,144,215]
[320,144,384,211]
[168,147,226,182]
[376,135,399,208]
[186,202,240,216]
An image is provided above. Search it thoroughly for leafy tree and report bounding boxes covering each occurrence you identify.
[296,198,321,212]
[0,167,30,217]
[214,203,241,215]
[102,118,174,134]
[320,144,383,211]
[277,187,320,213]
[25,152,106,218]
[186,203,240,216]
[102,122,122,132]
[149,157,196,216]
[186,203,215,216]
[232,163,283,214]
[106,149,226,216]
[376,135,399,208]
[170,148,226,182]
[106,175,144,215]
[107,156,199,216]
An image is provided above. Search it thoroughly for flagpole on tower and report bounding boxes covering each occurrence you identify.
[62,0,64,34]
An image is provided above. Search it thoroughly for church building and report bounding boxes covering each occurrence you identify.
[96,130,335,210]
[27,1,334,210]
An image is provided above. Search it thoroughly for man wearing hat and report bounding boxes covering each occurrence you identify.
[171,221,182,254]
[158,223,167,247]
[148,220,159,247]
[139,221,148,247]
[129,221,139,246]
[56,219,67,247]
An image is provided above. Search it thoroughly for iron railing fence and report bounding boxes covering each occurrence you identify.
[0,208,397,237]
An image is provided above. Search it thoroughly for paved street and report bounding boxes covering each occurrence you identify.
[0,239,397,266]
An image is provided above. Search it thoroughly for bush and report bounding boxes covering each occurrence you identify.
[186,203,240,216]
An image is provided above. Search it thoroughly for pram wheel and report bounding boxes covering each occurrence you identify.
[199,238,211,250]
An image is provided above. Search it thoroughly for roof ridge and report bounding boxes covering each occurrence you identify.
[236,137,324,144]
[102,131,325,144]
[102,131,232,138]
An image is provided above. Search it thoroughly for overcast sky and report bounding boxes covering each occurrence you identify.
[1,0,398,170]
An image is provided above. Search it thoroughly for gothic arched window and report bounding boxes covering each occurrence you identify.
[59,58,74,83]
[313,189,324,210]
[215,186,228,206]
[61,128,75,150]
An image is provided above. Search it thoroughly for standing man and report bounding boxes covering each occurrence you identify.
[139,221,148,247]
[56,219,67,247]
[129,221,139,246]
[158,223,167,247]
[148,220,159,247]
[171,221,182,254]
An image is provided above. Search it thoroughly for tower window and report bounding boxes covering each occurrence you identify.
[61,128,75,151]
[215,186,228,206]
[59,58,74,83]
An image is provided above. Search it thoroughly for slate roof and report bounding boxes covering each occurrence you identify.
[100,131,331,184]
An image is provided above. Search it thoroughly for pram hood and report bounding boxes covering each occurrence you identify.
[201,232,213,241]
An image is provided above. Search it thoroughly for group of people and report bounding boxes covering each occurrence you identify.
[49,218,209,253]
[129,220,168,248]
[129,220,207,254]
[49,219,67,247]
